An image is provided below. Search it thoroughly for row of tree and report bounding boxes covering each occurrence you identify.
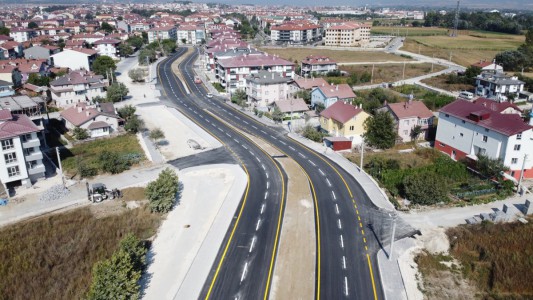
[424,11,533,34]
[495,28,533,72]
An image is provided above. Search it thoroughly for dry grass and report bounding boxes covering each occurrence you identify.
[0,205,161,300]
[339,63,446,85]
[345,147,438,169]
[371,26,448,36]
[421,74,474,92]
[447,220,533,298]
[402,32,524,67]
[258,47,410,63]
[121,187,147,202]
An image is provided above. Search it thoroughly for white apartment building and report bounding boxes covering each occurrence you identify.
[435,99,533,181]
[147,26,177,44]
[93,38,121,59]
[9,28,37,43]
[245,70,293,110]
[325,22,371,47]
[0,109,45,188]
[300,55,337,76]
[49,70,108,108]
[270,22,322,44]
[50,48,98,71]
[475,71,525,101]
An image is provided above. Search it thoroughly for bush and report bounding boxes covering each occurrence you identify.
[403,171,449,205]
[301,124,327,142]
[363,111,396,149]
[106,83,129,103]
[212,82,225,92]
[98,151,130,174]
[145,168,180,213]
[128,68,146,82]
[124,115,144,133]
[72,127,89,140]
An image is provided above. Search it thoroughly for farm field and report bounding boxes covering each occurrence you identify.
[336,63,446,85]
[402,31,524,66]
[258,47,411,63]
[371,26,448,36]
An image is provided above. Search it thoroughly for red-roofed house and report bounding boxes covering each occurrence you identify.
[49,70,108,108]
[51,48,97,71]
[474,98,522,115]
[301,55,337,76]
[59,102,121,138]
[471,59,503,72]
[381,100,435,142]
[319,101,370,144]
[435,99,533,180]
[0,109,45,188]
[311,83,356,108]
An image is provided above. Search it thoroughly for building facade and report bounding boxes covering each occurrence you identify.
[49,70,108,108]
[147,26,177,44]
[244,70,293,110]
[324,22,371,47]
[381,100,434,143]
[475,71,524,101]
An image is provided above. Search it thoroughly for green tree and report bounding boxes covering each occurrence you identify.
[28,21,39,29]
[118,105,136,121]
[141,31,148,44]
[124,115,144,133]
[160,39,176,54]
[26,73,50,86]
[128,68,146,82]
[301,124,326,142]
[85,13,94,20]
[126,36,144,49]
[118,43,133,57]
[0,27,10,35]
[72,127,89,140]
[295,90,311,103]
[92,55,117,79]
[363,111,396,149]
[231,89,247,106]
[271,106,283,123]
[403,171,449,205]
[475,155,509,180]
[145,168,180,213]
[118,233,146,271]
[100,22,114,34]
[138,48,156,65]
[181,38,187,44]
[98,151,130,174]
[106,83,129,103]
[149,128,165,147]
[410,125,422,142]
[525,27,533,46]
[86,250,141,300]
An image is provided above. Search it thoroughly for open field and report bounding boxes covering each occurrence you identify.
[338,63,446,85]
[421,74,474,92]
[0,201,161,299]
[402,32,524,66]
[371,26,448,36]
[258,47,410,63]
[417,219,533,299]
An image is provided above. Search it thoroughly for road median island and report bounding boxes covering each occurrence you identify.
[207,111,316,299]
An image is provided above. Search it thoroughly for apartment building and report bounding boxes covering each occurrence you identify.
[49,70,108,108]
[270,22,322,44]
[381,100,435,143]
[147,26,177,43]
[0,109,45,188]
[324,22,371,47]
[435,99,533,180]
[301,55,337,76]
[475,71,524,101]
[245,70,293,110]
[93,38,122,59]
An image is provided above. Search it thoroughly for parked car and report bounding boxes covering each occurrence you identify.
[458,91,474,100]
[206,93,213,98]
[194,76,202,84]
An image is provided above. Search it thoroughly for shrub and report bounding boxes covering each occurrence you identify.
[301,124,326,142]
[128,68,146,82]
[363,111,397,150]
[124,115,144,133]
[72,127,89,140]
[403,171,449,205]
[145,168,179,213]
[98,151,130,174]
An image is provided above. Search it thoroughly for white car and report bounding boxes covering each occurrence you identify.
[206,93,213,98]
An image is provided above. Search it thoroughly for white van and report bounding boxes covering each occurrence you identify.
[458,91,474,100]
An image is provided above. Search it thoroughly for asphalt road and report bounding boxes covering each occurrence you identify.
[157,48,287,300]
[161,47,417,299]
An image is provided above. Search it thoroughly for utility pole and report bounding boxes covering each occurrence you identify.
[360,139,364,171]
[431,54,435,73]
[518,154,529,195]
[371,64,374,84]
[56,147,64,187]
[402,60,406,81]
[388,212,397,261]
[449,51,453,62]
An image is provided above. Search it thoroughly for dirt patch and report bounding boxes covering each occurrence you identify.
[421,74,474,93]
[258,47,409,63]
[339,63,446,86]
[121,187,146,202]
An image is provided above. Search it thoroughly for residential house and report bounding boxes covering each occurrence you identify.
[311,83,356,109]
[50,48,98,71]
[474,98,522,115]
[216,53,295,93]
[244,70,293,110]
[270,22,322,44]
[204,45,256,71]
[177,25,205,44]
[271,98,309,122]
[0,58,48,84]
[475,71,524,101]
[435,99,533,180]
[324,22,371,47]
[301,55,337,76]
[147,26,177,44]
[0,41,24,59]
[0,80,14,97]
[49,70,108,108]
[93,38,121,59]
[0,109,45,188]
[289,77,329,96]
[381,100,434,143]
[9,28,37,43]
[60,102,120,138]
[471,60,503,72]
[319,101,370,144]
[23,45,60,63]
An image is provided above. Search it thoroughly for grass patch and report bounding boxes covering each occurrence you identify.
[60,134,145,177]
[421,74,475,92]
[212,82,225,92]
[258,47,410,63]
[371,26,448,36]
[0,205,161,299]
[340,63,446,85]
[445,220,533,298]
[392,84,455,110]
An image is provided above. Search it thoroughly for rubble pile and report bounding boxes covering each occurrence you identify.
[39,184,70,202]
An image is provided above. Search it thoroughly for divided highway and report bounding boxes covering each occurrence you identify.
[158,47,403,299]
[158,48,286,300]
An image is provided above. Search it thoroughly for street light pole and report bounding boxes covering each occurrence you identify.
[388,212,397,261]
[518,154,529,195]
[56,147,64,187]
[360,139,364,171]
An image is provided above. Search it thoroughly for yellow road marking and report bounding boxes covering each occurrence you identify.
[367,254,379,300]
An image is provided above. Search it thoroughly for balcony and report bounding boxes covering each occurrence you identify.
[25,151,43,161]
[22,138,40,149]
[27,163,45,175]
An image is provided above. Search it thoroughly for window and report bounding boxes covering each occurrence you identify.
[349,125,354,131]
[511,158,518,164]
[7,166,20,177]
[1,139,14,150]
[4,152,17,164]
[404,120,409,125]
[485,128,489,132]
[24,147,35,156]
[462,120,465,124]
[27,161,37,169]
[514,144,521,151]
[517,133,522,140]
[403,130,408,135]
[482,135,488,142]
[445,114,449,117]
[460,133,464,137]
